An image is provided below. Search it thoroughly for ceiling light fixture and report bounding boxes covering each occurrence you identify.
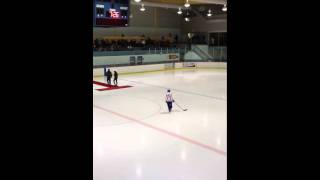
[207,9,212,16]
[185,11,190,22]
[140,4,146,11]
[177,7,182,14]
[222,4,227,12]
[184,0,190,8]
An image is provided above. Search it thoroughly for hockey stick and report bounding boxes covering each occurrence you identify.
[174,101,188,111]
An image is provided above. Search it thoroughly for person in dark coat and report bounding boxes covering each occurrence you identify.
[113,71,118,86]
[106,69,112,85]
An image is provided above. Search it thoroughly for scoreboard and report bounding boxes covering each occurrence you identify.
[93,0,130,27]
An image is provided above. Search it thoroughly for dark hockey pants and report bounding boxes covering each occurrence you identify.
[166,102,173,112]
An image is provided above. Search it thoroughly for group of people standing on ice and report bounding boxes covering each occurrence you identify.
[105,69,118,86]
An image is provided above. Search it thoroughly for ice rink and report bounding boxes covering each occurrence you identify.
[93,68,227,180]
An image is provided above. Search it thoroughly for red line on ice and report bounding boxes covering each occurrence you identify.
[93,80,132,91]
[93,104,226,156]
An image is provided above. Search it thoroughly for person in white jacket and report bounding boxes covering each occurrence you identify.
[165,89,174,112]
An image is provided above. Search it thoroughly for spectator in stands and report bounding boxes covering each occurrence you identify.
[101,39,106,50]
[141,39,146,47]
[202,35,206,44]
[105,39,110,50]
[94,38,99,46]
[211,37,215,46]
[93,43,97,51]
[174,35,178,44]
[94,38,100,50]
[93,35,180,51]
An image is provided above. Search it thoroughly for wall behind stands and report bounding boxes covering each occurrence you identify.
[93,53,179,67]
[93,62,226,77]
[93,5,182,40]
[181,15,227,40]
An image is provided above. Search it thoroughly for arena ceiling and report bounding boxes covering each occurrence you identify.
[131,0,227,9]
[141,0,227,5]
